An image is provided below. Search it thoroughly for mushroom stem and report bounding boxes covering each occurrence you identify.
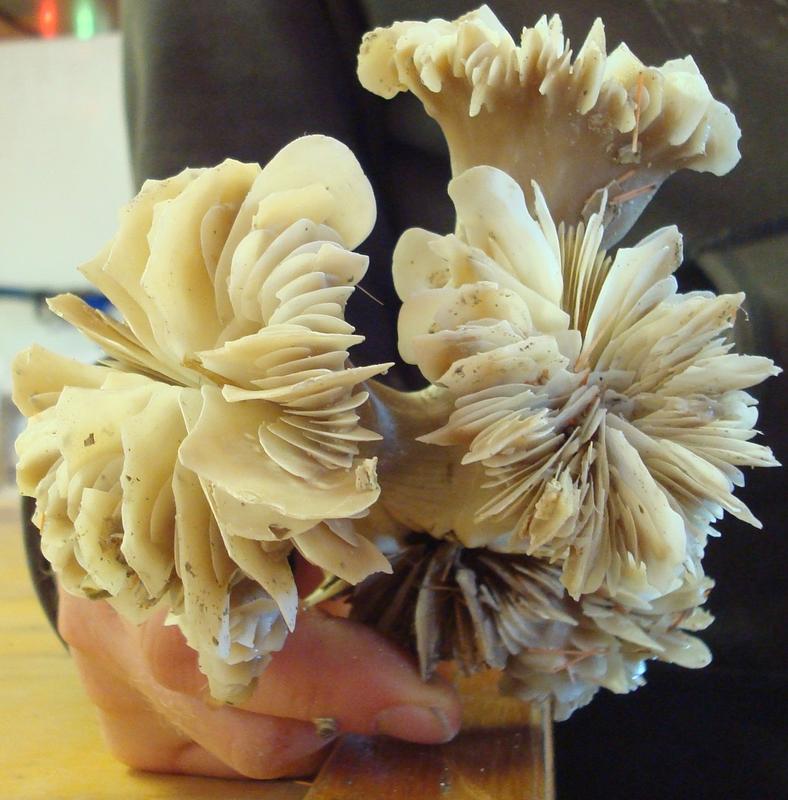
[362,380,510,547]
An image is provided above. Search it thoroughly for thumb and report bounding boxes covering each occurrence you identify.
[144,608,461,744]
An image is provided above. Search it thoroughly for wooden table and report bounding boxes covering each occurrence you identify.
[0,491,551,799]
[0,492,303,799]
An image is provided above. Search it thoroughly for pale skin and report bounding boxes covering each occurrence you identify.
[57,559,461,780]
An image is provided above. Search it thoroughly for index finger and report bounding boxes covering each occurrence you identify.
[145,608,461,744]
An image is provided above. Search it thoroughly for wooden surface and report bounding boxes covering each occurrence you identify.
[0,491,306,800]
[0,491,552,799]
[305,671,552,800]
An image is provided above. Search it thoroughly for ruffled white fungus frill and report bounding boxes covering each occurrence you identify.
[346,535,714,719]
[500,568,715,720]
[386,164,779,606]
[358,5,741,245]
[12,6,778,723]
[13,136,393,701]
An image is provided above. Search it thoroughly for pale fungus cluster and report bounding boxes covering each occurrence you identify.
[14,7,779,719]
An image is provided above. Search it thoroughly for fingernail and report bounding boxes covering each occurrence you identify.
[312,716,339,740]
[373,705,455,743]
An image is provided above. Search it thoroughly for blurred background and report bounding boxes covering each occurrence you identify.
[0,2,785,798]
[0,0,128,489]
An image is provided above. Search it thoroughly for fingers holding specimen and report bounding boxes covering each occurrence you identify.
[63,587,334,779]
[240,610,462,742]
[141,684,335,780]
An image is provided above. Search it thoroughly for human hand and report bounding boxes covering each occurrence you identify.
[57,575,461,780]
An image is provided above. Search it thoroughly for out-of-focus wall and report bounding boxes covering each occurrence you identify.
[0,30,132,481]
[0,32,132,291]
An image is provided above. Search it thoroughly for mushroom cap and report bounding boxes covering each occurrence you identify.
[358,5,741,246]
[13,136,392,701]
[389,165,778,604]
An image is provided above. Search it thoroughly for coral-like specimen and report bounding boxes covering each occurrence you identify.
[501,569,714,720]
[13,6,779,722]
[347,6,776,717]
[389,166,778,603]
[358,5,740,244]
[359,163,777,715]
[13,136,392,701]
[347,536,713,719]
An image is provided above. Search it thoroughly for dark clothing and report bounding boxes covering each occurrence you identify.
[24,2,787,797]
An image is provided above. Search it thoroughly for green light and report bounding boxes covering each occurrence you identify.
[74,0,96,40]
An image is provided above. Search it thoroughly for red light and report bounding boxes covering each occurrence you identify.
[39,0,58,39]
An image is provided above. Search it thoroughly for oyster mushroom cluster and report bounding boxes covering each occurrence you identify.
[14,137,392,701]
[14,6,779,719]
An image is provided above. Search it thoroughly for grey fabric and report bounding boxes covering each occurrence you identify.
[125,1,787,254]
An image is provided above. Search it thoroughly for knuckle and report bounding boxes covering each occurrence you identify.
[227,729,290,780]
[141,626,184,693]
[100,727,167,773]
[56,600,89,651]
[108,745,160,772]
[228,743,274,779]
[139,624,171,686]
[57,591,121,654]
[139,616,203,694]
